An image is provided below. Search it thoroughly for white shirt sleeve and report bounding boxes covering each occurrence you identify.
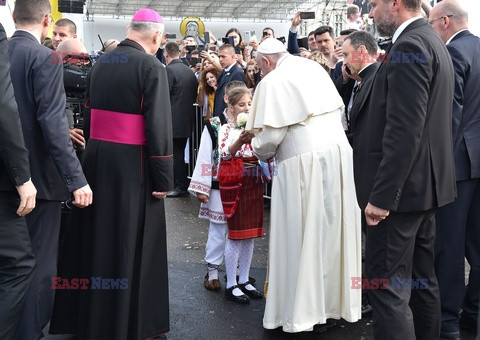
[251,126,288,162]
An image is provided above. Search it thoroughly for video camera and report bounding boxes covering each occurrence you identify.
[63,54,92,131]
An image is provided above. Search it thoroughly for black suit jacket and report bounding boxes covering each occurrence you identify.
[350,62,380,130]
[446,30,480,181]
[346,62,380,143]
[8,31,87,201]
[166,59,198,138]
[352,19,456,212]
[0,24,31,192]
[213,63,247,121]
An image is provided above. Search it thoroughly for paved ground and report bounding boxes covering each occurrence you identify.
[46,194,477,340]
[164,196,375,340]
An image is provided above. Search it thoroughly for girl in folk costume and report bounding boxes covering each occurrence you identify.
[188,81,250,291]
[218,87,264,303]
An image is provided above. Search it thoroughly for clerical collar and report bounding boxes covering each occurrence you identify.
[358,63,374,76]
[392,16,423,44]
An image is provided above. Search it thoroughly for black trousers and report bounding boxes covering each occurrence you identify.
[0,191,36,340]
[435,179,480,332]
[366,209,440,340]
[16,199,61,340]
[173,137,189,191]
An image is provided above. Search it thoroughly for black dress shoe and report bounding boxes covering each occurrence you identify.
[459,311,478,334]
[225,285,250,304]
[166,189,189,197]
[361,303,372,316]
[238,282,263,299]
[312,319,337,334]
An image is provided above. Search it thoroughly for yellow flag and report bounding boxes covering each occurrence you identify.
[48,0,62,38]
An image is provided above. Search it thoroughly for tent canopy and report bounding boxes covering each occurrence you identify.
[86,0,345,21]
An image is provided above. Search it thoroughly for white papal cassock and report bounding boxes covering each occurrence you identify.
[247,54,362,333]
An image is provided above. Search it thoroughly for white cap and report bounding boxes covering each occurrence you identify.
[257,38,287,54]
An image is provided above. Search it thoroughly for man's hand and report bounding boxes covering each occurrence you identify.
[291,12,303,30]
[69,128,85,147]
[365,202,390,226]
[239,130,255,144]
[236,53,244,66]
[152,191,168,200]
[249,40,259,51]
[341,63,361,83]
[196,193,209,203]
[15,179,37,216]
[331,46,343,65]
[72,184,93,208]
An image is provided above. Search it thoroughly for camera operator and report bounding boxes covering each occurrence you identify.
[56,39,91,158]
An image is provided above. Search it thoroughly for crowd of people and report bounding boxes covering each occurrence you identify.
[0,0,479,339]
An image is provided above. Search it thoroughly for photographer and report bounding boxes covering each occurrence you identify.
[56,39,91,155]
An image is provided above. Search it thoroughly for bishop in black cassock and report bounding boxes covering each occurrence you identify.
[50,9,174,340]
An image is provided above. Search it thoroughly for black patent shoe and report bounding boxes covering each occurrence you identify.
[225,285,250,304]
[238,282,264,299]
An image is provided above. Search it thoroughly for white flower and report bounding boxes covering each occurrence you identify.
[236,112,248,128]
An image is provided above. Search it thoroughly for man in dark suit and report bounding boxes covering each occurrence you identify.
[213,44,247,123]
[430,1,480,338]
[164,41,198,197]
[340,31,381,315]
[8,1,93,338]
[353,0,456,338]
[335,31,379,139]
[0,22,37,340]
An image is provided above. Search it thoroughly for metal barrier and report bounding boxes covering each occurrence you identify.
[187,104,271,199]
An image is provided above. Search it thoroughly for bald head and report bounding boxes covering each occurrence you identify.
[430,0,468,43]
[431,0,468,24]
[103,39,120,53]
[57,38,87,55]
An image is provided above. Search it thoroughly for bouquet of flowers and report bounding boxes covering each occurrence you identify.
[236,112,248,129]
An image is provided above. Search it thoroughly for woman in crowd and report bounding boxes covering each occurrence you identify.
[245,60,257,90]
[226,28,250,67]
[197,66,220,120]
[218,87,264,304]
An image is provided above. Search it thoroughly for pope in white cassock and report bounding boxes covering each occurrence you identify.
[246,38,362,333]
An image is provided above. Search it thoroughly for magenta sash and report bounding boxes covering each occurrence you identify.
[90,108,146,145]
